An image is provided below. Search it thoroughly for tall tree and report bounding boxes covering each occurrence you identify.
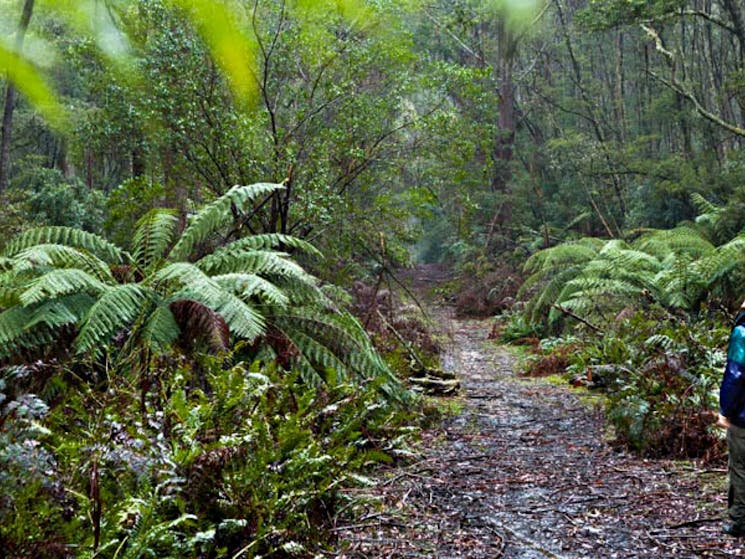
[0,0,35,192]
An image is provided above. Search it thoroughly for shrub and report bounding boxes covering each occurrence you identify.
[556,309,728,459]
[0,358,417,558]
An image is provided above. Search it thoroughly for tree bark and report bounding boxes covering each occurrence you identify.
[490,18,518,233]
[0,0,35,192]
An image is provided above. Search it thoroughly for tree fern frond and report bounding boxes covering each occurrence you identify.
[0,298,86,359]
[263,273,324,306]
[19,269,106,306]
[635,226,715,259]
[154,263,265,340]
[170,299,230,353]
[279,329,350,384]
[177,287,264,341]
[0,306,61,359]
[197,249,311,280]
[277,307,371,348]
[0,306,34,346]
[3,227,127,264]
[24,293,95,331]
[526,266,585,319]
[695,234,745,285]
[274,307,404,398]
[219,233,323,258]
[561,277,641,299]
[140,302,180,351]
[212,273,290,307]
[596,243,661,272]
[522,237,602,274]
[132,209,179,274]
[169,183,283,261]
[691,192,720,216]
[74,284,149,354]
[11,244,115,282]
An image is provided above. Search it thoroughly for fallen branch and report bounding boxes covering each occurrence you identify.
[551,304,602,333]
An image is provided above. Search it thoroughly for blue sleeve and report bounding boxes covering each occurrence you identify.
[720,325,745,418]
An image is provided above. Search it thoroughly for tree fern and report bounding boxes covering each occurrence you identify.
[19,268,106,306]
[2,226,127,264]
[169,183,283,262]
[0,183,407,401]
[74,284,149,355]
[132,209,179,274]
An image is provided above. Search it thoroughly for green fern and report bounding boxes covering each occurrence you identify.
[169,183,283,262]
[2,226,127,264]
[74,284,148,355]
[19,269,106,306]
[132,209,179,274]
[0,182,406,401]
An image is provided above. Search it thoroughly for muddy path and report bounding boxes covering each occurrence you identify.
[333,268,744,558]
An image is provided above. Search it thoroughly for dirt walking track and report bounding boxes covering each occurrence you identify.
[333,271,745,558]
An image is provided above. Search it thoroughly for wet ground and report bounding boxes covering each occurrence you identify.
[331,269,745,558]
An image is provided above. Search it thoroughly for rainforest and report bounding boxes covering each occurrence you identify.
[1,0,745,557]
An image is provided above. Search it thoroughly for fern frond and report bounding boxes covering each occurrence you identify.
[19,269,106,306]
[140,302,180,351]
[74,284,149,354]
[197,249,311,280]
[132,209,179,274]
[548,277,640,324]
[3,226,127,264]
[11,244,115,282]
[522,237,602,274]
[525,266,585,320]
[24,293,95,330]
[635,227,715,260]
[273,307,404,398]
[152,263,265,340]
[170,299,230,353]
[0,306,60,359]
[212,273,289,307]
[695,234,745,285]
[0,295,92,359]
[219,233,323,258]
[169,183,283,261]
[597,242,662,272]
[691,192,720,216]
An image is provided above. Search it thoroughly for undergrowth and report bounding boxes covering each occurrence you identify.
[0,358,419,558]
[516,308,729,461]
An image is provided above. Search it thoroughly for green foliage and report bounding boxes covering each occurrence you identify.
[0,357,417,557]
[0,182,407,400]
[551,309,727,458]
[520,210,745,333]
[106,178,167,248]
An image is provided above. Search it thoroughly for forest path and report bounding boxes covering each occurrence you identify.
[334,265,744,558]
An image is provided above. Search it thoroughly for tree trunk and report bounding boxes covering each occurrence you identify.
[490,18,517,232]
[0,0,35,192]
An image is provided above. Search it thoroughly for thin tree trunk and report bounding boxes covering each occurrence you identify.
[490,19,517,234]
[0,0,35,192]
